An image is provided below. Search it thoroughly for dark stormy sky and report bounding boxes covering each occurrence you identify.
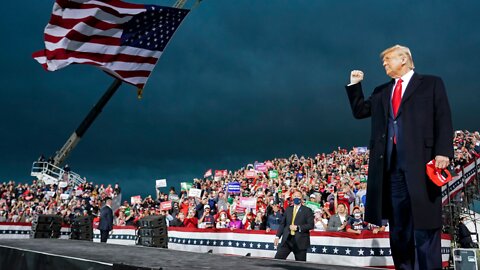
[1,0,479,199]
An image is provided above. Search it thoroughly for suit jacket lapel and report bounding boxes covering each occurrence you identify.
[382,79,394,119]
[397,72,423,117]
[288,206,294,222]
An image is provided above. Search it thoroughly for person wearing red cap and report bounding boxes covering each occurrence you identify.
[345,45,453,270]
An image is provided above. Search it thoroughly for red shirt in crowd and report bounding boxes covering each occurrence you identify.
[183,217,198,228]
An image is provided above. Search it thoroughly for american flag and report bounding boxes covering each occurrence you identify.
[33,0,189,89]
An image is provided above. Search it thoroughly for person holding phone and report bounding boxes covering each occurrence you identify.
[327,203,349,231]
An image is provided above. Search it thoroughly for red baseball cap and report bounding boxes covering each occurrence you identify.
[426,160,452,187]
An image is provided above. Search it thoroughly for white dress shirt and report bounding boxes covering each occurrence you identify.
[391,69,415,100]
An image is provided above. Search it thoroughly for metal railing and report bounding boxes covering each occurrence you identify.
[31,161,85,187]
[442,156,480,249]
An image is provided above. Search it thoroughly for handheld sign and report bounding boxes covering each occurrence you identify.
[305,201,321,212]
[160,201,172,211]
[181,182,192,191]
[245,170,257,179]
[227,182,241,194]
[188,188,202,198]
[169,194,179,202]
[156,179,167,188]
[131,195,142,205]
[268,170,279,179]
[58,181,68,188]
[239,197,256,209]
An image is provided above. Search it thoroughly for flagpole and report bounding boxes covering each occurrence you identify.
[53,79,122,166]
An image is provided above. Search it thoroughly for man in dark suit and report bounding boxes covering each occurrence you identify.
[99,197,114,243]
[274,190,314,261]
[345,45,453,270]
[457,217,475,248]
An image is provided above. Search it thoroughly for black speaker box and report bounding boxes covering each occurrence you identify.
[72,216,93,226]
[137,215,166,228]
[31,215,62,238]
[70,232,93,240]
[137,236,168,248]
[32,214,62,225]
[137,227,167,237]
[31,222,46,231]
[71,227,93,234]
[30,231,52,239]
[70,215,94,241]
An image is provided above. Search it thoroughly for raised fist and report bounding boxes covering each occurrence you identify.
[350,70,364,84]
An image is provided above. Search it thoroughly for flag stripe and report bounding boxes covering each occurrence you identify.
[44,40,161,59]
[40,48,159,65]
[46,22,122,38]
[64,0,146,14]
[53,3,134,24]
[59,1,145,18]
[34,56,157,71]
[114,70,152,78]
[45,32,121,46]
[50,14,121,31]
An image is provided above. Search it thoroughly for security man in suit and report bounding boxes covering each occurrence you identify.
[274,190,314,261]
[346,44,453,269]
[99,197,114,243]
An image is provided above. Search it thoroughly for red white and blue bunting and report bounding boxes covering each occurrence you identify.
[0,223,450,268]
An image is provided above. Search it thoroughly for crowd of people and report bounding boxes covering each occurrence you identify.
[452,130,480,167]
[0,130,478,236]
[0,180,121,225]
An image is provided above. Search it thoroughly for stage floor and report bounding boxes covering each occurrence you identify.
[0,239,381,270]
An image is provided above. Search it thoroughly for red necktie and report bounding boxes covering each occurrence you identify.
[391,78,403,144]
[392,78,403,117]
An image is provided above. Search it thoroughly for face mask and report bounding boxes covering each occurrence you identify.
[293,198,301,205]
[354,213,362,219]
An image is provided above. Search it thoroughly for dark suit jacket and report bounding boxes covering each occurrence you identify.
[99,205,113,231]
[458,222,474,247]
[276,205,314,250]
[345,72,453,230]
[327,214,349,231]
